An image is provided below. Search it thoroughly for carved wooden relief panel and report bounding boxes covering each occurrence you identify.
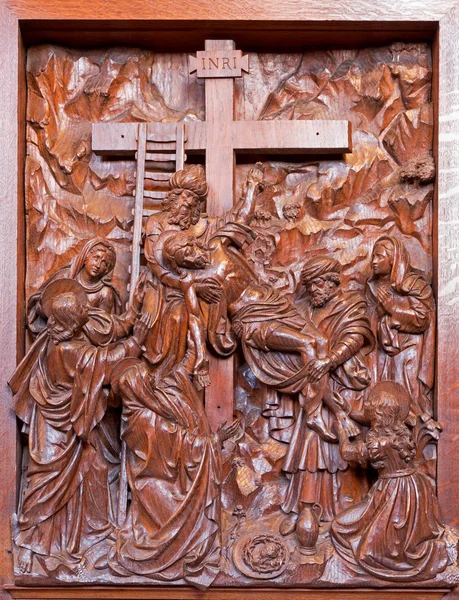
[10,41,459,591]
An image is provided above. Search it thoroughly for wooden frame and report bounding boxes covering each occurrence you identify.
[1,1,459,598]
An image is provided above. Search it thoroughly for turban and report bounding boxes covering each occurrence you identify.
[169,164,208,198]
[300,255,341,285]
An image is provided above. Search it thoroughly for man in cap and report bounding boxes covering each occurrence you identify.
[139,163,264,380]
[280,254,375,534]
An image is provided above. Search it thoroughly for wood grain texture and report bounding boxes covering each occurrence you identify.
[2,0,459,596]
[204,40,236,430]
[93,121,352,155]
[0,2,21,599]
[129,124,147,303]
[4,586,453,599]
[232,120,352,153]
[2,0,459,22]
[14,24,442,52]
[436,1,459,532]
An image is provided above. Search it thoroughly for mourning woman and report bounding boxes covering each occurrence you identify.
[366,236,434,416]
[108,354,238,589]
[27,237,122,335]
[9,281,149,574]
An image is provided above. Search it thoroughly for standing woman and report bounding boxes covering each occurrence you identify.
[366,236,434,416]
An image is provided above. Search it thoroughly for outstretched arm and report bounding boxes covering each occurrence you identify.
[234,162,265,225]
[333,391,369,426]
[148,256,222,305]
[334,418,368,466]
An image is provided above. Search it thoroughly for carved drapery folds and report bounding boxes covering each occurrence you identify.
[10,42,459,590]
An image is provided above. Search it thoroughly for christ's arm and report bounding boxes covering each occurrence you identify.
[334,418,368,466]
[208,163,264,233]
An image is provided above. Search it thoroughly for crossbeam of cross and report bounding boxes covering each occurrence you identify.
[92,39,352,431]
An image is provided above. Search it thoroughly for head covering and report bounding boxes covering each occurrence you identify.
[169,165,208,198]
[70,237,117,280]
[300,255,341,285]
[372,236,410,292]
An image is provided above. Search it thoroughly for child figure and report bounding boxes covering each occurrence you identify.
[331,380,448,582]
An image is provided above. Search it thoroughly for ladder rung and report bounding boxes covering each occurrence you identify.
[144,190,168,199]
[144,161,177,170]
[146,122,187,142]
[147,134,177,142]
[145,152,176,162]
[144,172,171,181]
[146,133,187,143]
[143,208,162,216]
[146,141,177,151]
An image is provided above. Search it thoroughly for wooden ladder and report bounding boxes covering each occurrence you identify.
[127,121,187,304]
[118,121,186,527]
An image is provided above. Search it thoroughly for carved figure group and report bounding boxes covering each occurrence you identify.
[332,381,447,581]
[10,162,452,588]
[10,281,148,574]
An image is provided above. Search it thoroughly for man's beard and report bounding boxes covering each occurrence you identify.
[168,210,192,230]
[311,290,332,307]
[191,254,209,269]
[168,201,201,230]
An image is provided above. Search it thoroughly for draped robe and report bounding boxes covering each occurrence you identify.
[109,361,222,589]
[9,328,141,566]
[281,289,374,521]
[331,438,448,581]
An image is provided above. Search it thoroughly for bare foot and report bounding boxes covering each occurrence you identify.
[306,411,337,443]
[17,547,32,573]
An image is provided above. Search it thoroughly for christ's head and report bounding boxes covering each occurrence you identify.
[163,233,209,274]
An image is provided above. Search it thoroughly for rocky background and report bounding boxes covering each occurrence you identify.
[25,43,433,306]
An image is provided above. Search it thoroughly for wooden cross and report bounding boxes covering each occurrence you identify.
[92,39,352,431]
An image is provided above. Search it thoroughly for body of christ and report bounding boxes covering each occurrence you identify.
[92,39,352,429]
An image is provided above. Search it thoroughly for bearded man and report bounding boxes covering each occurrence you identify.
[153,227,361,446]
[140,163,264,380]
[280,255,375,532]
